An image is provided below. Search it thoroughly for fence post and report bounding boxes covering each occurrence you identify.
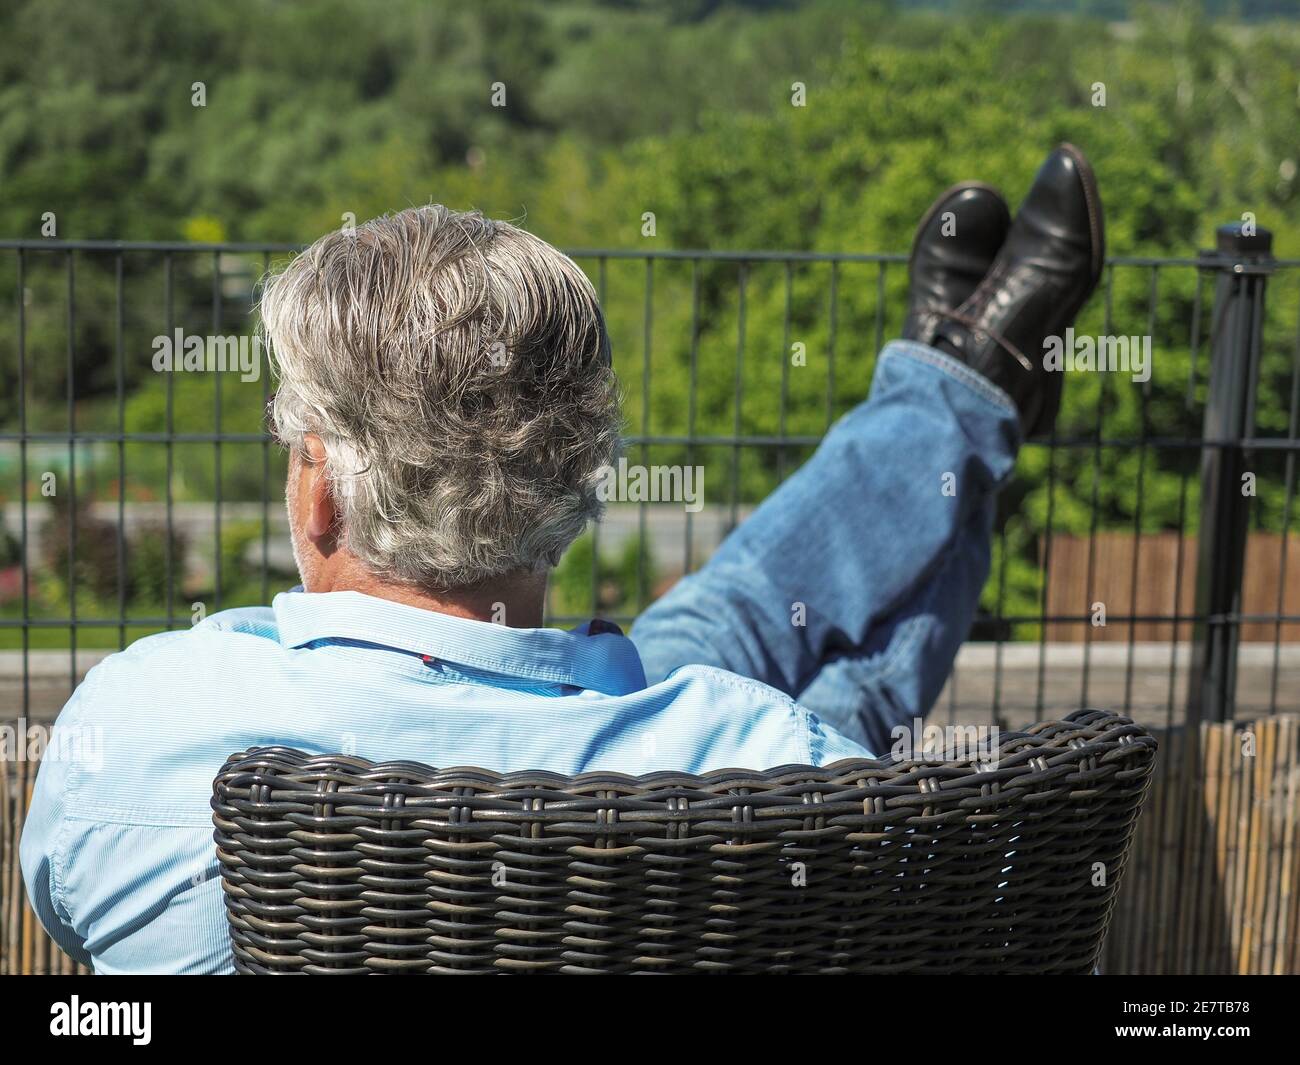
[1187,222,1274,725]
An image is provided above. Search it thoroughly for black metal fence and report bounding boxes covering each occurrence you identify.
[3,226,1300,976]
[0,228,1298,738]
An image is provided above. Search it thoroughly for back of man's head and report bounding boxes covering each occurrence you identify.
[260,206,622,591]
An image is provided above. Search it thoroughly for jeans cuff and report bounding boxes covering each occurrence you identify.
[881,339,1021,421]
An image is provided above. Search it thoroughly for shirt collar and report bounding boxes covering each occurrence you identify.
[272,589,647,696]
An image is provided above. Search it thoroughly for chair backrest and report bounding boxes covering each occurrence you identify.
[211,708,1155,974]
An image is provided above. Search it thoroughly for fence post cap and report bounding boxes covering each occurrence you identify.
[1216,222,1273,256]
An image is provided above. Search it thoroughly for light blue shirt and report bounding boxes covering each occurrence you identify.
[21,588,868,973]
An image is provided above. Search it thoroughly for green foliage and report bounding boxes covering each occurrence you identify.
[3,0,1300,635]
[36,492,189,610]
[218,519,263,598]
[126,520,188,608]
[0,526,20,569]
[551,530,658,620]
[41,495,122,601]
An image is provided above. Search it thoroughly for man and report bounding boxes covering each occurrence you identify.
[22,144,1103,973]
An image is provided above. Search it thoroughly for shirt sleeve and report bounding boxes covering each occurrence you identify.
[20,690,93,967]
[20,656,234,974]
[804,706,874,764]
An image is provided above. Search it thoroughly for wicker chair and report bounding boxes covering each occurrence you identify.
[211,708,1155,974]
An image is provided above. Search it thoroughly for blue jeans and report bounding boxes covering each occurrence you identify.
[630,340,1021,756]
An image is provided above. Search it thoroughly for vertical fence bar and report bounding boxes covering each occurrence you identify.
[1123,267,1159,711]
[1079,264,1115,710]
[261,251,271,607]
[730,262,746,532]
[1169,269,1204,731]
[1132,267,1160,972]
[7,249,29,974]
[1172,270,1205,975]
[212,250,223,613]
[1188,223,1275,726]
[685,259,700,575]
[777,261,791,485]
[1035,380,1060,722]
[590,257,606,618]
[638,257,652,610]
[115,254,126,649]
[164,255,175,631]
[65,252,76,695]
[16,249,29,719]
[873,261,885,373]
[826,262,837,432]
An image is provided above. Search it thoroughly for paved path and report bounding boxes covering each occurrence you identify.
[930,642,1300,732]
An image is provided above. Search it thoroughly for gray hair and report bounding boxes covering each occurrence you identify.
[260,206,621,590]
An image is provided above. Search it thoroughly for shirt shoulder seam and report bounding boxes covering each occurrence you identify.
[796,702,814,765]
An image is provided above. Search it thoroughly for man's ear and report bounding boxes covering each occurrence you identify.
[301,434,338,542]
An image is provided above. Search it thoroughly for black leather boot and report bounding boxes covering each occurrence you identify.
[903,182,1010,348]
[930,143,1105,437]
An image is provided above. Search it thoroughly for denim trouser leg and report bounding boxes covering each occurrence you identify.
[629,340,1021,755]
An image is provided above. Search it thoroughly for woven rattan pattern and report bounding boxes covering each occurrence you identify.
[211,708,1155,974]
